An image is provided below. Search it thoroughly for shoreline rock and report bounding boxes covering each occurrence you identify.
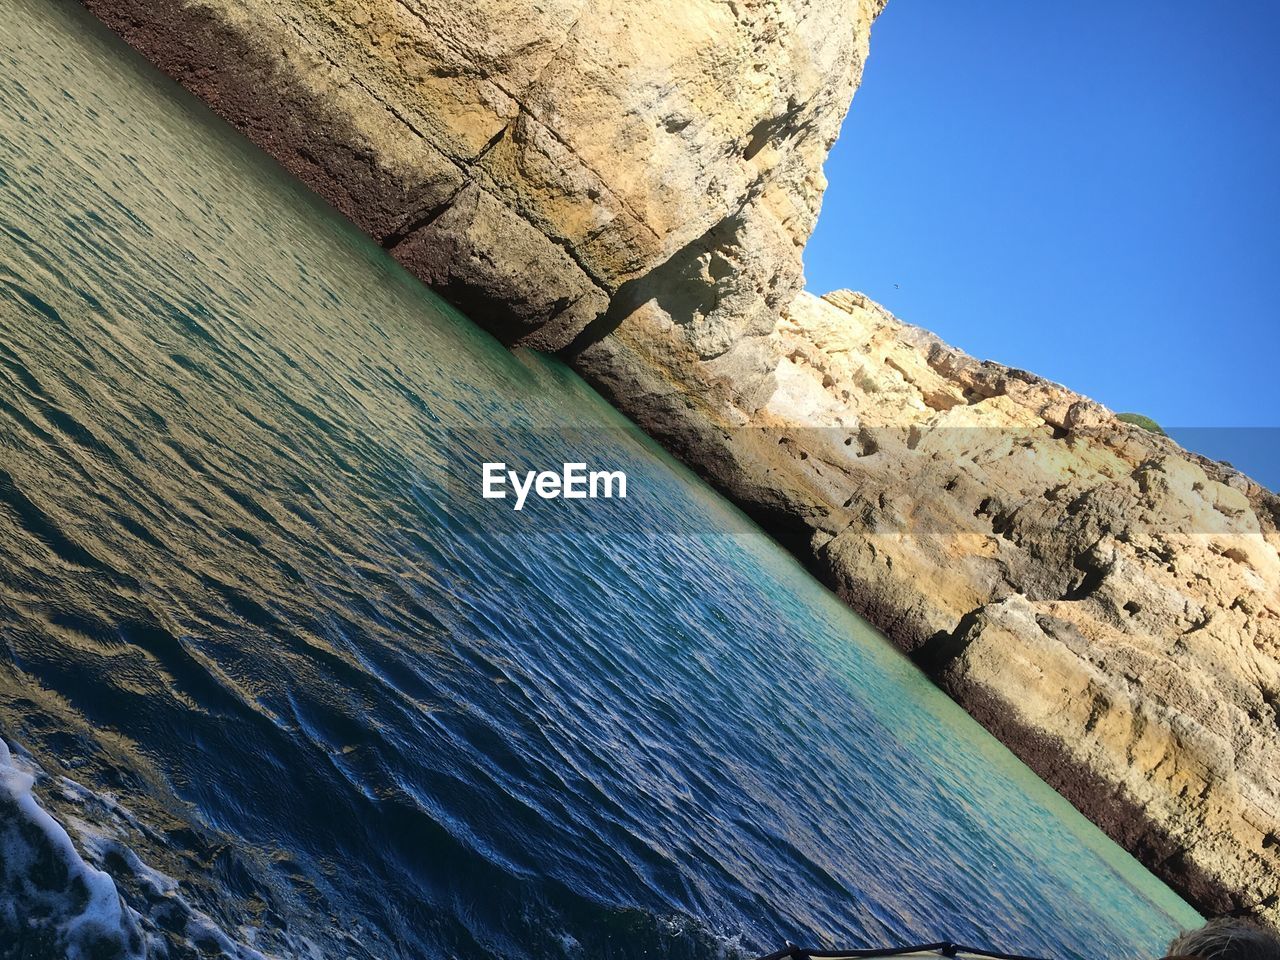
[81,0,883,368]
[578,290,1280,926]
[78,0,1280,929]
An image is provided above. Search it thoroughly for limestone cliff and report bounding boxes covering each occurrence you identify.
[766,292,1280,925]
[81,0,1279,930]
[82,0,883,406]
[575,289,1280,928]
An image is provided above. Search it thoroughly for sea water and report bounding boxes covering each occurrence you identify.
[0,1,1201,957]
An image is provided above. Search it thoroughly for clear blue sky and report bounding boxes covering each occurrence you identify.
[805,1,1279,489]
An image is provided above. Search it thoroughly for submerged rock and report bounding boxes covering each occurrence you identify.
[79,0,1280,930]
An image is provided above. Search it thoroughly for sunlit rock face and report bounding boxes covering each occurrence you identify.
[573,287,1280,926]
[82,0,884,387]
[747,291,1280,927]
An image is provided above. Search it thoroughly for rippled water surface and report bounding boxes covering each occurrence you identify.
[0,2,1200,958]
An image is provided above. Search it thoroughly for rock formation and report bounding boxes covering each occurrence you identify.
[581,289,1280,926]
[82,0,883,400]
[81,0,1280,929]
[764,292,1280,924]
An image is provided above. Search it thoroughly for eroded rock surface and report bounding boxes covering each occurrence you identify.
[82,0,884,377]
[715,291,1280,925]
[81,0,1279,929]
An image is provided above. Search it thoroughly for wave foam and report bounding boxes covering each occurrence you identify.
[1,739,317,959]
[0,738,145,959]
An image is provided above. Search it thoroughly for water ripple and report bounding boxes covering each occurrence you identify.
[0,2,1200,959]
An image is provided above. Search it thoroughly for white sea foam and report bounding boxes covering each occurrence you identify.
[75,830,276,960]
[1,739,319,960]
[655,913,751,960]
[0,738,145,959]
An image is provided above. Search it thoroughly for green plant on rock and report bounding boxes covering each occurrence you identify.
[1117,412,1167,436]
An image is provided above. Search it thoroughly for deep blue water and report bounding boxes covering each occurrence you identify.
[0,2,1200,958]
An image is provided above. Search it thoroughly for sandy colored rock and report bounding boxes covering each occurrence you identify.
[722,291,1280,925]
[84,0,884,364]
[566,290,1280,927]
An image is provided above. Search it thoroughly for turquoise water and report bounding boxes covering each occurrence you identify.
[0,1,1200,958]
